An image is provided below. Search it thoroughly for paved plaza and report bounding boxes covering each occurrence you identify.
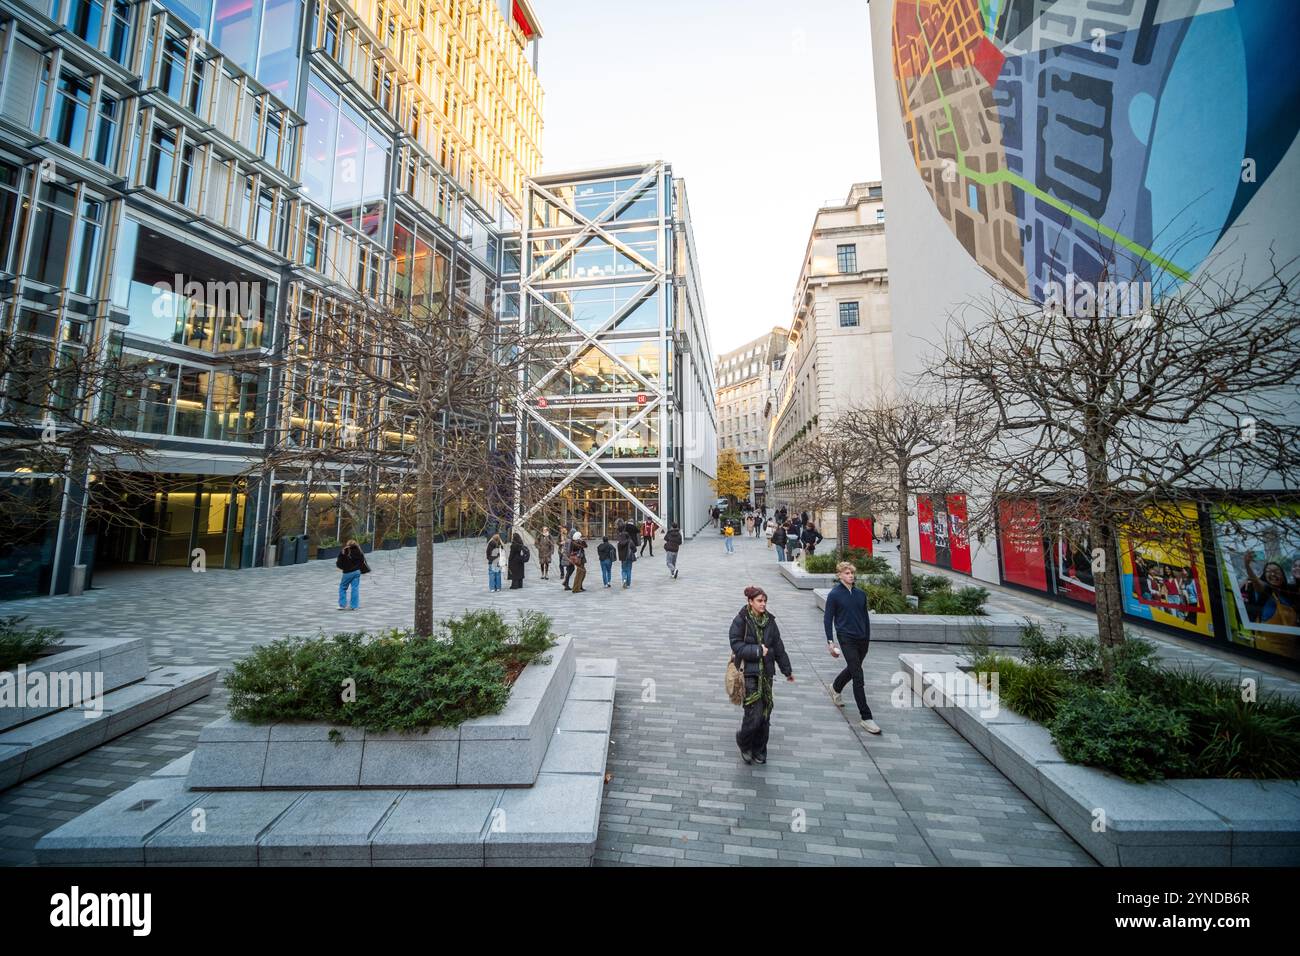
[3,530,1297,867]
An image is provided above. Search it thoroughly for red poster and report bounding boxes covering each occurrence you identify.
[847,517,874,553]
[946,493,972,574]
[998,499,1049,592]
[917,496,936,564]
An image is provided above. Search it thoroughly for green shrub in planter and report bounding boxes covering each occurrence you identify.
[860,583,909,614]
[912,573,952,596]
[920,586,989,616]
[0,616,63,670]
[224,610,557,732]
[999,662,1067,723]
[874,571,903,592]
[855,555,892,574]
[804,554,839,574]
[1021,623,1102,675]
[1049,686,1193,782]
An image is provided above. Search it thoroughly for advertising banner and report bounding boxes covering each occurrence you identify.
[945,493,972,574]
[998,498,1050,592]
[917,495,936,564]
[1054,528,1098,606]
[847,517,874,553]
[1213,504,1300,662]
[1118,504,1214,637]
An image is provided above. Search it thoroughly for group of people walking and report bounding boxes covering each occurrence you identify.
[768,511,823,562]
[486,516,685,593]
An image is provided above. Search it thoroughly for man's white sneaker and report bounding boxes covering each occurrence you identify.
[830,689,844,707]
[860,719,882,735]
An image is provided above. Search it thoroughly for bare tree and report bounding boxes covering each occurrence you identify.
[800,421,872,554]
[255,279,560,637]
[934,252,1300,653]
[843,395,986,596]
[1,320,167,580]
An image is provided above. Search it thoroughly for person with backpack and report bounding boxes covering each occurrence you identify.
[617,528,636,588]
[728,585,794,764]
[825,561,881,734]
[771,522,788,563]
[508,532,528,589]
[640,517,656,556]
[335,539,370,610]
[537,526,555,580]
[663,522,683,579]
[485,534,504,592]
[597,535,616,588]
[569,532,588,593]
[801,521,824,558]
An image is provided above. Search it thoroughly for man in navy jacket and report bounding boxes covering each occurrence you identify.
[823,561,882,734]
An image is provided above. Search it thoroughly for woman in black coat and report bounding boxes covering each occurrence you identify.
[507,532,526,589]
[728,586,794,764]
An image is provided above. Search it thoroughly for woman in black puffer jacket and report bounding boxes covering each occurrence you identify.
[728,586,794,765]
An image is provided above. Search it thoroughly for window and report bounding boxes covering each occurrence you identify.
[94,95,119,168]
[876,208,885,223]
[839,302,860,328]
[51,73,93,154]
[836,244,857,273]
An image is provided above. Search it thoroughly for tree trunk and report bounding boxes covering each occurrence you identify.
[1092,521,1126,660]
[414,418,436,637]
[898,465,913,597]
[836,478,846,558]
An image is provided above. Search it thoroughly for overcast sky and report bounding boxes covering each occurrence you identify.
[529,0,881,357]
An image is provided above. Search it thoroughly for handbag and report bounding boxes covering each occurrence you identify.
[725,654,746,706]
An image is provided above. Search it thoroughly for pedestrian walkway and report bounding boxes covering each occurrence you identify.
[1,534,1095,866]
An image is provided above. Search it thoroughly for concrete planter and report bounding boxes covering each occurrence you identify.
[778,563,837,590]
[898,653,1300,866]
[0,637,148,732]
[316,547,341,560]
[187,636,576,790]
[813,590,1028,646]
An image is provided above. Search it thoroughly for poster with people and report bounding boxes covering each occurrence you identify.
[1117,504,1213,637]
[1213,505,1300,662]
[1054,529,1097,606]
[917,496,935,564]
[916,494,971,574]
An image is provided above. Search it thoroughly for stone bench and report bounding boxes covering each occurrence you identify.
[35,655,618,867]
[813,590,1028,645]
[187,636,576,790]
[1,637,148,732]
[898,653,1300,866]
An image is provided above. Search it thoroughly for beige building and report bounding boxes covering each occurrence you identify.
[714,328,789,507]
[768,182,893,534]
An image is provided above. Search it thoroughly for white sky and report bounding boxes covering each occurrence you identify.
[529,0,881,357]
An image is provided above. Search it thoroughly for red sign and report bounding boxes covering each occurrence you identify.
[537,397,548,409]
[998,499,1050,592]
[945,493,972,574]
[917,497,936,564]
[847,517,873,553]
[636,393,646,406]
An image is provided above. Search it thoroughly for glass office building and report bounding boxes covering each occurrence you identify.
[514,162,718,539]
[0,0,544,596]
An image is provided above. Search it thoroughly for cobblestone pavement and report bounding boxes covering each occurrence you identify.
[7,530,1285,867]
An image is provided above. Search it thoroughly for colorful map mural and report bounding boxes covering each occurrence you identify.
[890,0,1300,303]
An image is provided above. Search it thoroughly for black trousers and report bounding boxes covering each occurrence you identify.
[736,674,772,757]
[640,537,653,555]
[832,636,873,719]
[561,559,574,586]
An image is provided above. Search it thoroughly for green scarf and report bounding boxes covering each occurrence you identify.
[743,609,774,717]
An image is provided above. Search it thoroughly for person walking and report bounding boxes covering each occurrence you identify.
[335,539,369,610]
[801,521,824,558]
[486,534,504,592]
[764,517,775,547]
[560,524,575,590]
[771,522,788,562]
[640,517,656,556]
[507,532,527,589]
[569,532,588,593]
[825,562,881,734]
[724,521,735,554]
[744,514,754,538]
[664,522,683,579]
[537,527,555,580]
[597,535,616,588]
[784,522,799,562]
[617,528,636,588]
[728,585,794,764]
